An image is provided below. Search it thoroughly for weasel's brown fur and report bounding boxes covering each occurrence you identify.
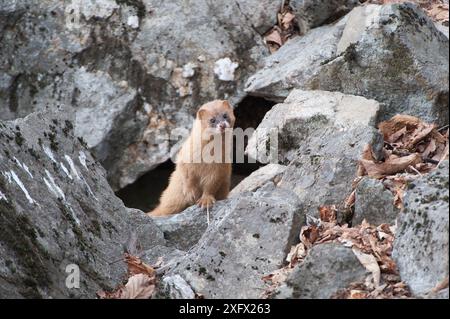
[148,100,235,217]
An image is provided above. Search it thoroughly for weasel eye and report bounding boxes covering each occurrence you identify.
[209,118,216,124]
[223,113,228,119]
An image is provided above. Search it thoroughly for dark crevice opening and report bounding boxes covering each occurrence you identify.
[116,96,276,212]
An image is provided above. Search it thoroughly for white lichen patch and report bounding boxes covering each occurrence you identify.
[68,206,81,225]
[60,163,72,180]
[78,151,88,170]
[0,190,7,202]
[2,171,12,183]
[43,146,57,163]
[182,62,197,78]
[214,58,239,81]
[127,15,139,29]
[10,170,35,205]
[82,177,98,201]
[65,155,81,180]
[75,0,119,20]
[44,170,66,201]
[14,157,33,179]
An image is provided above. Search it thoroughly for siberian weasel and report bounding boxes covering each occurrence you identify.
[148,100,235,217]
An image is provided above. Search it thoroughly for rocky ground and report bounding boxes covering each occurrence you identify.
[0,0,449,299]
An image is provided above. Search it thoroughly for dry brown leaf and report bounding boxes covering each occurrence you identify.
[378,114,421,140]
[404,123,436,149]
[430,276,449,294]
[300,225,319,248]
[281,12,296,29]
[360,153,422,178]
[318,205,337,223]
[422,138,437,158]
[353,248,381,287]
[120,274,155,299]
[388,126,407,143]
[350,290,368,299]
[125,253,156,277]
[265,28,283,46]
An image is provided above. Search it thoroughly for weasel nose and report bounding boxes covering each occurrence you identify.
[218,122,227,131]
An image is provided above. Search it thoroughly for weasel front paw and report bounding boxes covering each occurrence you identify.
[197,194,216,209]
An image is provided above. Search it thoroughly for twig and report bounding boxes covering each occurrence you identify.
[408,165,423,177]
[391,149,440,165]
[437,124,449,132]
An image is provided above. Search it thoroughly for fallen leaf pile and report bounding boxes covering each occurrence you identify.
[97,253,157,299]
[366,0,449,25]
[262,207,411,299]
[356,114,449,209]
[262,114,448,299]
[264,2,298,53]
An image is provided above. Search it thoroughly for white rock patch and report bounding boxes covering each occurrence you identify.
[182,62,197,78]
[127,15,139,29]
[10,170,35,205]
[43,146,57,163]
[60,163,72,180]
[44,170,66,201]
[65,155,81,180]
[214,58,239,81]
[78,151,88,170]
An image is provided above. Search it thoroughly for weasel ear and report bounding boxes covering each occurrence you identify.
[222,100,232,109]
[197,109,206,120]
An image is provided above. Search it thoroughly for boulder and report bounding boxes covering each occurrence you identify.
[393,161,449,297]
[273,243,367,299]
[230,164,287,196]
[247,89,382,217]
[161,184,304,299]
[152,201,229,251]
[353,177,399,225]
[290,0,359,34]
[0,108,165,298]
[0,0,280,190]
[246,3,449,125]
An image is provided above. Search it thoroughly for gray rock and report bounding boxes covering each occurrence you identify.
[247,90,382,217]
[152,201,229,251]
[0,0,277,190]
[230,164,287,196]
[246,3,449,125]
[160,275,196,299]
[393,161,449,297]
[353,177,399,225]
[140,245,185,274]
[0,108,165,298]
[290,0,359,34]
[435,22,449,39]
[273,243,368,299]
[163,184,304,298]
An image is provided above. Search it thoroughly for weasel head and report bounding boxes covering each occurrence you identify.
[196,100,235,134]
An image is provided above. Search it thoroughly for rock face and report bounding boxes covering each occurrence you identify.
[393,161,449,297]
[246,3,449,125]
[273,243,367,299]
[153,201,228,251]
[230,164,287,196]
[247,90,382,217]
[160,184,303,299]
[0,109,165,298]
[353,177,399,225]
[290,0,359,34]
[0,0,280,190]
